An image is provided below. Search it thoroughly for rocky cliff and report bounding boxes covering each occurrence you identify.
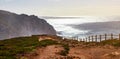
[0,10,56,40]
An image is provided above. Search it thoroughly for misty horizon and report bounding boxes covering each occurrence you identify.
[1,0,120,39]
[44,16,120,38]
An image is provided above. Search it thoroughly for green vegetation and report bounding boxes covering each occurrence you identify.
[39,39,58,47]
[2,35,120,59]
[0,35,69,59]
[101,39,120,47]
[79,39,120,47]
[39,39,70,56]
[0,36,39,59]
[59,44,70,56]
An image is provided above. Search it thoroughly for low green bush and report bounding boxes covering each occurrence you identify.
[0,36,39,59]
[101,39,120,47]
[39,39,58,47]
[0,36,70,59]
[59,44,70,56]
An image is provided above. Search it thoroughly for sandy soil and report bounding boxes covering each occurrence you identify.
[22,39,120,59]
[24,45,120,59]
[35,45,64,59]
[24,45,64,59]
[68,46,120,59]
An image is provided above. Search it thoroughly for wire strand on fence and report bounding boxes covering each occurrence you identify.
[62,33,120,42]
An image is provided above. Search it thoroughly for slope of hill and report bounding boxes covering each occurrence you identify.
[0,35,69,59]
[0,36,39,59]
[0,10,56,40]
[1,35,120,59]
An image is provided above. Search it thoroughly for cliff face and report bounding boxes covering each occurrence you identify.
[0,10,56,40]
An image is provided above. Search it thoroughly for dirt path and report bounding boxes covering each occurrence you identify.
[32,45,64,59]
[23,38,120,59]
[24,45,120,59]
[24,45,63,59]
[68,46,120,59]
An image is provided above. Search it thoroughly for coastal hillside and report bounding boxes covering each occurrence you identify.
[0,35,69,59]
[0,10,56,40]
[1,35,120,59]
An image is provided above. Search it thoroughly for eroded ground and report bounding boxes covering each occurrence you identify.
[22,39,120,59]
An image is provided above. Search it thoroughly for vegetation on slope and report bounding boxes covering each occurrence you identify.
[1,35,120,59]
[0,36,39,59]
[0,35,70,59]
[101,39,120,47]
[39,39,58,47]
[59,44,69,56]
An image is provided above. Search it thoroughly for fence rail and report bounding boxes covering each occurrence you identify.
[63,33,120,42]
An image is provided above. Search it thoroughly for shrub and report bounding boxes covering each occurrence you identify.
[59,44,69,56]
[101,39,120,47]
[38,39,58,47]
[0,36,39,59]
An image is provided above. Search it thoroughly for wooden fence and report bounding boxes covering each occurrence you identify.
[63,33,120,42]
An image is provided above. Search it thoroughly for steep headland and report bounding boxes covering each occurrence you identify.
[0,10,56,40]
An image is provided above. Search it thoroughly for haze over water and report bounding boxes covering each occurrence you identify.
[44,16,120,38]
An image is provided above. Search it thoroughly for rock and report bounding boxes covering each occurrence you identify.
[0,10,56,40]
[103,51,120,58]
[111,51,120,56]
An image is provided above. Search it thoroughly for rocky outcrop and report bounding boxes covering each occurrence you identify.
[0,10,56,40]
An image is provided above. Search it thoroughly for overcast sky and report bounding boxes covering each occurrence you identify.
[0,0,120,16]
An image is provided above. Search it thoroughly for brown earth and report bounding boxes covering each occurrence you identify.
[68,46,120,59]
[22,39,120,59]
[23,45,64,59]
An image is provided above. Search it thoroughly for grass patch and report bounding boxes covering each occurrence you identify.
[0,35,87,58]
[59,44,70,56]
[38,39,58,47]
[101,39,120,47]
[0,36,39,59]
[38,39,70,56]
[0,36,59,59]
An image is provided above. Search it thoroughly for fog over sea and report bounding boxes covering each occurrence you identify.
[43,16,120,38]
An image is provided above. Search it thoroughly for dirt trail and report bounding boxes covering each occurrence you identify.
[25,45,64,59]
[36,45,64,59]
[68,46,120,59]
[23,38,120,59]
[25,45,120,59]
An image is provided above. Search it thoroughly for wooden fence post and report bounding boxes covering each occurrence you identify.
[92,36,94,42]
[105,34,107,40]
[86,37,87,42]
[88,36,90,42]
[74,33,120,43]
[100,35,102,42]
[95,35,97,42]
[111,33,113,40]
[119,34,120,40]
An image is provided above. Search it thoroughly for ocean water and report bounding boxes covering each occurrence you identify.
[44,16,120,38]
